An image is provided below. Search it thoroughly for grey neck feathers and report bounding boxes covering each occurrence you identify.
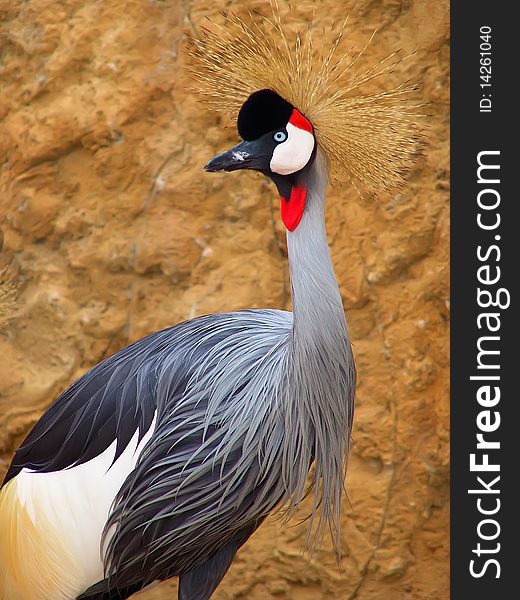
[287,148,348,347]
[281,147,355,553]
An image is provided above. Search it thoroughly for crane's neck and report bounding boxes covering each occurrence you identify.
[279,147,354,550]
[286,147,347,346]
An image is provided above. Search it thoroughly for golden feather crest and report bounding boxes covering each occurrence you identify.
[187,1,423,195]
[0,270,18,329]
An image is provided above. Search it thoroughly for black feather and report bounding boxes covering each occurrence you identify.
[178,523,261,600]
[2,327,166,486]
[76,579,143,600]
[238,89,293,140]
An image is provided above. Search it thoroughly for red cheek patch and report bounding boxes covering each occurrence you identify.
[281,185,307,231]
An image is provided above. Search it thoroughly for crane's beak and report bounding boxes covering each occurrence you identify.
[204,139,270,173]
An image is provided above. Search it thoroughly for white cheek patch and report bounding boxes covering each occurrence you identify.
[270,122,315,176]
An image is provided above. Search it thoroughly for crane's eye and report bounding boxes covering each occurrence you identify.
[273,131,287,143]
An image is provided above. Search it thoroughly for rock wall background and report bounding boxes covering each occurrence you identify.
[0,0,449,598]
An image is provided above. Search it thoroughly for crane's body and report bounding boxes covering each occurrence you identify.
[1,4,420,599]
[1,150,354,600]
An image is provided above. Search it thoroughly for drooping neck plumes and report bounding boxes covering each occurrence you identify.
[278,147,355,554]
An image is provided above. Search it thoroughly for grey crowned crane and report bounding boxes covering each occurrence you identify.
[0,6,420,600]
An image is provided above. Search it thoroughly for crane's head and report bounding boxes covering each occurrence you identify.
[205,89,316,231]
[190,6,423,233]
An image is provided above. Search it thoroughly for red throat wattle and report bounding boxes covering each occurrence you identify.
[281,185,307,231]
[279,109,312,231]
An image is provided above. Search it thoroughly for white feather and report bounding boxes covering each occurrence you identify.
[270,123,315,176]
[14,413,157,595]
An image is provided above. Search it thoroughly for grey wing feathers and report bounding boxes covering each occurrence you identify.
[101,309,292,589]
[78,524,259,600]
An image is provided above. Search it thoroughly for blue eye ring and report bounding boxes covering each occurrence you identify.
[273,130,287,143]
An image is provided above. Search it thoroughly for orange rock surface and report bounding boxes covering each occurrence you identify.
[0,0,449,598]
